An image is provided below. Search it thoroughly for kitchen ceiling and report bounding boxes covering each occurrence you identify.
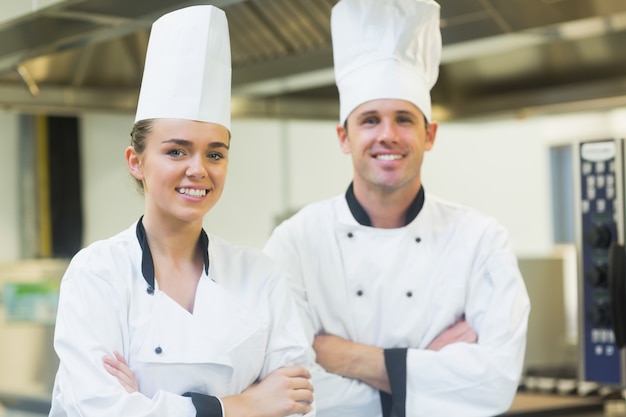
[1,0,626,121]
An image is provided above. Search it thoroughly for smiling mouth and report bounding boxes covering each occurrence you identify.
[375,154,403,161]
[177,187,208,197]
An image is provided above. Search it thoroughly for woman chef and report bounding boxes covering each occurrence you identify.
[48,5,314,417]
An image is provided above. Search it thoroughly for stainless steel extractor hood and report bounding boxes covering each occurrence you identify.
[1,0,626,121]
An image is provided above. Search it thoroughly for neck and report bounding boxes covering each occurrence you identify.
[352,180,422,229]
[141,214,203,261]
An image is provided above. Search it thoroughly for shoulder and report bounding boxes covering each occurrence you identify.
[423,193,511,247]
[264,195,343,257]
[208,234,282,285]
[63,224,139,287]
[425,193,501,227]
[274,195,342,232]
[208,234,272,264]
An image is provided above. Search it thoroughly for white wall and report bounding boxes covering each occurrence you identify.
[203,119,284,248]
[207,119,355,248]
[423,110,626,256]
[0,111,19,261]
[78,117,351,249]
[2,107,626,259]
[80,114,144,245]
[284,120,353,209]
[424,118,553,256]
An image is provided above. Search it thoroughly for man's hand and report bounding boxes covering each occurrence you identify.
[314,334,391,393]
[313,320,477,393]
[103,351,138,393]
[222,365,314,417]
[426,319,477,351]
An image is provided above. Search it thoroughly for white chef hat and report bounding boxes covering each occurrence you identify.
[134,5,231,130]
[331,0,441,125]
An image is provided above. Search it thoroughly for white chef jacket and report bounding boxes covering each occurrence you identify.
[49,220,314,417]
[263,188,530,417]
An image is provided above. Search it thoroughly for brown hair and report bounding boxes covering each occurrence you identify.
[129,119,155,193]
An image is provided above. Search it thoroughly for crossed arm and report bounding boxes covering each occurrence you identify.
[103,319,474,413]
[104,320,478,402]
[312,319,478,393]
[103,354,313,417]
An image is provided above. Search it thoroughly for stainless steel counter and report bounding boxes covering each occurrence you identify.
[0,390,613,417]
[504,392,606,416]
[0,391,51,417]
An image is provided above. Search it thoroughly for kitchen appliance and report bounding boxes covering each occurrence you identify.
[575,138,626,386]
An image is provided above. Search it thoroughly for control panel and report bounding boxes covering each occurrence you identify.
[577,139,626,385]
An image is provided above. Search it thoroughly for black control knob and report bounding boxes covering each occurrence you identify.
[584,225,612,249]
[586,264,608,287]
[588,302,612,327]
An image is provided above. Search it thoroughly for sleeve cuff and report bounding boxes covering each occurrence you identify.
[182,392,223,417]
[384,347,408,417]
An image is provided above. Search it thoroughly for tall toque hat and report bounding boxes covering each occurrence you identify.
[331,0,442,124]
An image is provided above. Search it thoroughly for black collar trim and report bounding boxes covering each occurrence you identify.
[135,216,209,290]
[345,183,425,227]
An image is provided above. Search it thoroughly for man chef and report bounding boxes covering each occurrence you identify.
[263,0,531,416]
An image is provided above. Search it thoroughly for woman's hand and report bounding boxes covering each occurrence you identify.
[222,365,314,417]
[103,351,138,393]
[103,353,313,416]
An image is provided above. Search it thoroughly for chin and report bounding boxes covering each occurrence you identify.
[175,209,210,224]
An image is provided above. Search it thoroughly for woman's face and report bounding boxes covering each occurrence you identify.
[126,118,230,226]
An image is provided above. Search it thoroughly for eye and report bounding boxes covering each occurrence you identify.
[208,152,224,161]
[397,115,415,124]
[167,149,185,157]
[361,116,379,125]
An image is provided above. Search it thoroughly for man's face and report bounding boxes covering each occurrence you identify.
[337,99,437,195]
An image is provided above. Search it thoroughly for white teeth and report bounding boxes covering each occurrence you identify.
[178,188,207,197]
[376,154,402,161]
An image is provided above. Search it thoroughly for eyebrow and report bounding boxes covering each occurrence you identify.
[356,110,417,119]
[357,110,378,118]
[392,110,419,119]
[162,138,230,150]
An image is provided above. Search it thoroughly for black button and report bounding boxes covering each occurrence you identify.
[154,346,162,354]
[406,291,413,298]
[415,237,421,243]
[147,286,154,295]
[347,232,354,238]
[356,290,363,296]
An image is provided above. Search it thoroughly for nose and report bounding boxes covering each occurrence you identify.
[186,154,208,179]
[379,119,398,143]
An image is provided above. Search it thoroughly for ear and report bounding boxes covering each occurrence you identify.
[125,146,143,180]
[337,124,351,155]
[425,120,438,151]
